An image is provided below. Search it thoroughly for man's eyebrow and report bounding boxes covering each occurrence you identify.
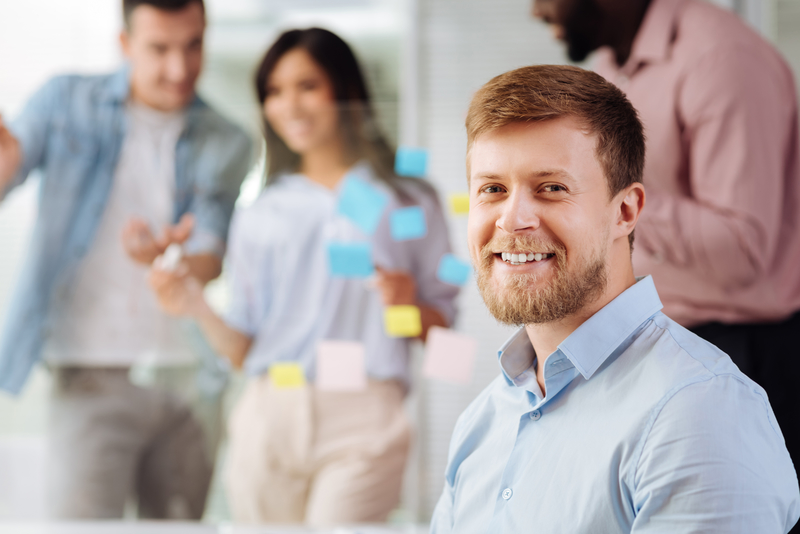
[531,168,574,180]
[471,173,503,181]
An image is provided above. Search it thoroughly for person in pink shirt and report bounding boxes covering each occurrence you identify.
[533,0,800,521]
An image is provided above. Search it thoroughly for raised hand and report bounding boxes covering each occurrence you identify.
[0,114,22,192]
[121,213,195,265]
[148,261,204,317]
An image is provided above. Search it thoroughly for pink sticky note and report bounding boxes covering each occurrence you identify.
[423,326,477,385]
[316,340,368,391]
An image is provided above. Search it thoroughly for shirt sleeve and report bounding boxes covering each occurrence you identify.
[630,375,800,533]
[409,187,460,325]
[4,76,64,199]
[634,44,797,290]
[182,127,254,257]
[222,209,263,337]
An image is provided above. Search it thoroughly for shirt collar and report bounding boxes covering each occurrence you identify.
[624,0,686,69]
[498,276,663,385]
[559,275,662,379]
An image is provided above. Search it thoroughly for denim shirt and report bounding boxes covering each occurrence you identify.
[0,67,253,394]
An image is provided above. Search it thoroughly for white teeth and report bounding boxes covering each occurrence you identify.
[501,252,552,264]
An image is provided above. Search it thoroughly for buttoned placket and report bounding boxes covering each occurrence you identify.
[487,351,580,532]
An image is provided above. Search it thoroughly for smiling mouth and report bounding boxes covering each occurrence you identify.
[496,251,556,265]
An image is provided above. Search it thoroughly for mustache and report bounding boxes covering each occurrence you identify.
[478,235,567,266]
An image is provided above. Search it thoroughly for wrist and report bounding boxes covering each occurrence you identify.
[186,283,212,320]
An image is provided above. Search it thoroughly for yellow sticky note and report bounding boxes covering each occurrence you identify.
[269,362,306,388]
[449,193,470,215]
[384,305,422,338]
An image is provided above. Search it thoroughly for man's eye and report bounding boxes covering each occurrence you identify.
[480,185,505,194]
[542,184,566,193]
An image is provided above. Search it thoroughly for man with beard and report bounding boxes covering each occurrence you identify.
[429,65,799,533]
[532,0,800,517]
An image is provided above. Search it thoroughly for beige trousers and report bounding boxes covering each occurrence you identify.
[225,376,411,526]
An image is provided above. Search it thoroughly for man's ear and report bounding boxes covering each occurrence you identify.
[614,182,645,242]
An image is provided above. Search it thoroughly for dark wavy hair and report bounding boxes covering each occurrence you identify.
[254,27,402,189]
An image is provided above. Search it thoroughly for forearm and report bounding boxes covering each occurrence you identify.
[192,297,252,369]
[635,189,765,288]
[185,253,222,284]
[418,303,448,342]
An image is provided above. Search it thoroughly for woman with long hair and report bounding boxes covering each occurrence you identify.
[149,28,458,525]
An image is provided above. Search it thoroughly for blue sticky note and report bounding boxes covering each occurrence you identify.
[390,206,427,241]
[437,253,472,286]
[328,242,374,278]
[337,175,389,235]
[395,146,429,178]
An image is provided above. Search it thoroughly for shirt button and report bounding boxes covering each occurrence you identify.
[502,488,513,500]
[530,410,541,421]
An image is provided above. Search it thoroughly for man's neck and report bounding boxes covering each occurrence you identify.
[525,273,638,395]
[129,84,190,114]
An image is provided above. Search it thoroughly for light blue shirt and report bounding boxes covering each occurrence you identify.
[431,276,800,533]
[0,68,253,394]
[225,162,459,384]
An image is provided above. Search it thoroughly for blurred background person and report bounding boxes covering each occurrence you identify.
[533,0,800,519]
[0,0,252,519]
[149,27,459,526]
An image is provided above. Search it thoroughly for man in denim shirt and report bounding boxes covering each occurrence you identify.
[0,0,251,519]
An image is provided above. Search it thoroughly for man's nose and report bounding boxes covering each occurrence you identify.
[496,189,541,234]
[165,50,189,82]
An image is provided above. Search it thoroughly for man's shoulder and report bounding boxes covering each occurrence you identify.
[675,0,786,65]
[629,313,768,413]
[633,313,743,380]
[32,70,124,105]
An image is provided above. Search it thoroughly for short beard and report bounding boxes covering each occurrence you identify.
[475,236,608,326]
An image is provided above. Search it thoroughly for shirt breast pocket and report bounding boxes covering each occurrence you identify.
[45,123,101,190]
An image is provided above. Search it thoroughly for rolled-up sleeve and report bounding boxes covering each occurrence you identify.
[5,76,64,198]
[222,209,264,337]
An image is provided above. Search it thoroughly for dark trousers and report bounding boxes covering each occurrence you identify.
[691,311,800,532]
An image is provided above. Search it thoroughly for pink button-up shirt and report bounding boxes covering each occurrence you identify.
[595,0,800,327]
